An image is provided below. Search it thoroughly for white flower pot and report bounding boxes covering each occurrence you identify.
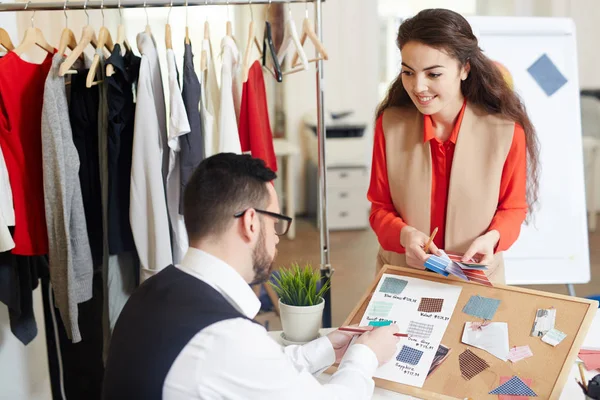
[279,297,325,343]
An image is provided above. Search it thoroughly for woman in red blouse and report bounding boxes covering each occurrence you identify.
[368,9,540,279]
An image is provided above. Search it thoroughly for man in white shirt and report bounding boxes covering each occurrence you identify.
[102,153,400,399]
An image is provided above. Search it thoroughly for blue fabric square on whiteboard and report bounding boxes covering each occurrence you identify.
[396,345,424,365]
[379,277,408,294]
[462,295,501,320]
[527,54,567,96]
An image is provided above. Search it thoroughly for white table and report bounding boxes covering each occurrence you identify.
[270,309,600,399]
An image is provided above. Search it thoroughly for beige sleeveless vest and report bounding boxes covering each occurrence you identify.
[375,103,515,284]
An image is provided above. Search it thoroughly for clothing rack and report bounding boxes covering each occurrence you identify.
[0,0,333,327]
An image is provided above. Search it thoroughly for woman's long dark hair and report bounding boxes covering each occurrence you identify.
[377,9,540,218]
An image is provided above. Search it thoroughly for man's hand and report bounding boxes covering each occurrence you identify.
[355,325,402,366]
[326,327,371,363]
[400,226,441,269]
[462,230,500,265]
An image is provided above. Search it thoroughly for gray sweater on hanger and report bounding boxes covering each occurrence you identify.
[41,53,94,343]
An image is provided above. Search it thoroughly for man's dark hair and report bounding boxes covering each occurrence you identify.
[183,153,277,241]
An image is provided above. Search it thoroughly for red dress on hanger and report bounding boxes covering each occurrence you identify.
[238,60,278,172]
[0,51,53,255]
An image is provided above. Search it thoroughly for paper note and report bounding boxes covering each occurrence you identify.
[490,375,537,396]
[508,345,533,363]
[462,295,501,320]
[359,273,462,388]
[461,322,509,361]
[498,376,534,400]
[531,308,556,337]
[578,350,600,370]
[459,349,489,380]
[542,328,566,346]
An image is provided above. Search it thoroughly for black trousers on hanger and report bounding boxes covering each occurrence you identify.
[41,269,105,400]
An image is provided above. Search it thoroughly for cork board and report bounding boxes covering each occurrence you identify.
[337,265,598,400]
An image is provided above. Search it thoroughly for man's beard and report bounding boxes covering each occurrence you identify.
[250,228,276,285]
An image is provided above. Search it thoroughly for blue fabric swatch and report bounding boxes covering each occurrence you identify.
[369,320,392,327]
[396,345,424,365]
[527,54,567,96]
[489,376,537,396]
[379,277,408,295]
[462,295,501,320]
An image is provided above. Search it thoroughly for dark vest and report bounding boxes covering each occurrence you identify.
[102,265,253,400]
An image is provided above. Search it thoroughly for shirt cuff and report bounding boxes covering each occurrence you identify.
[337,344,379,378]
[301,336,336,374]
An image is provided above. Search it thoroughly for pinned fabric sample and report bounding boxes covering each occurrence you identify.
[498,376,534,400]
[368,301,394,318]
[541,328,566,346]
[396,345,424,365]
[418,297,444,313]
[489,375,537,396]
[379,277,408,295]
[407,321,434,339]
[462,295,501,320]
[424,255,450,276]
[508,345,533,363]
[531,308,556,337]
[427,344,450,377]
[459,349,490,380]
[527,53,567,97]
[369,320,392,327]
[461,322,509,361]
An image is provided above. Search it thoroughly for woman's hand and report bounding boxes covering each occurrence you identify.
[400,226,441,269]
[462,230,500,265]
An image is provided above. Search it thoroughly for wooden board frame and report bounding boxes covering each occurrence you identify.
[334,264,598,400]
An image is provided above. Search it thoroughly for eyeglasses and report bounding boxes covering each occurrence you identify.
[234,209,293,236]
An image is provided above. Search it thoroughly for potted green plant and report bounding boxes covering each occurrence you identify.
[270,262,331,343]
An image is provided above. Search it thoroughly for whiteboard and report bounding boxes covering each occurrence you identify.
[392,16,590,285]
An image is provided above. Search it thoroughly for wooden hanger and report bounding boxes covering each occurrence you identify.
[58,2,77,56]
[144,1,152,34]
[278,5,308,76]
[165,1,173,50]
[106,0,130,78]
[241,2,264,82]
[86,1,114,87]
[14,4,54,57]
[200,0,211,73]
[290,6,328,68]
[184,0,190,45]
[0,28,15,52]
[59,1,98,77]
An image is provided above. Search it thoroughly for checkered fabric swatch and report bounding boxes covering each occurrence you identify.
[379,277,408,295]
[396,345,424,365]
[541,328,567,347]
[458,349,490,380]
[489,375,537,396]
[369,320,392,327]
[498,376,534,400]
[368,301,394,318]
[508,346,533,363]
[418,297,444,313]
[407,321,434,339]
[462,295,500,320]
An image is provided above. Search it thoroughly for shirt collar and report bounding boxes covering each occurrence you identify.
[177,247,261,319]
[423,99,467,144]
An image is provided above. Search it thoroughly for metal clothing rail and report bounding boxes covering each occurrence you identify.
[0,0,333,327]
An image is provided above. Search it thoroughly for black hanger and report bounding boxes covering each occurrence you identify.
[262,21,282,83]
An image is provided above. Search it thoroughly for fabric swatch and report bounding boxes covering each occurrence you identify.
[498,376,534,400]
[489,375,537,396]
[396,345,424,365]
[462,269,493,287]
[527,53,567,97]
[508,346,533,363]
[445,262,469,281]
[379,277,408,295]
[418,297,444,313]
[531,308,556,337]
[462,295,500,320]
[407,321,434,339]
[541,328,567,346]
[427,344,451,377]
[459,349,490,380]
[368,320,392,327]
[424,255,450,276]
[368,301,393,318]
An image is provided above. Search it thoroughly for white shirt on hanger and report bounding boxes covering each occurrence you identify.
[218,35,242,154]
[0,145,14,252]
[130,32,173,282]
[163,248,379,400]
[201,37,221,157]
[166,49,191,264]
